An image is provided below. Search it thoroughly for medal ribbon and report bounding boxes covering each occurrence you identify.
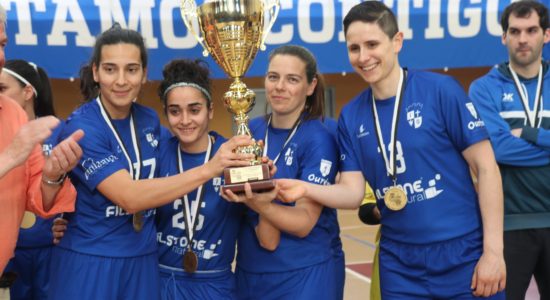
[509,64,544,128]
[96,97,142,180]
[371,68,407,183]
[262,114,302,165]
[177,135,213,244]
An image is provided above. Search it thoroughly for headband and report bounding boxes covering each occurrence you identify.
[2,67,38,97]
[163,82,211,102]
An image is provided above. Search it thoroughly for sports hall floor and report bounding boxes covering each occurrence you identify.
[338,209,541,300]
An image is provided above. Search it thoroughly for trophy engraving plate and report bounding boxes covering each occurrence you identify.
[228,165,265,184]
[222,164,275,193]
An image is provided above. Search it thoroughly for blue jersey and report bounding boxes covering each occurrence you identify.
[58,100,160,257]
[322,117,338,139]
[322,117,345,299]
[156,132,245,272]
[339,70,488,244]
[160,125,173,140]
[321,118,344,253]
[16,121,64,248]
[237,116,339,273]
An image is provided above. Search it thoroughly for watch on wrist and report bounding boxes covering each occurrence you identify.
[42,173,67,185]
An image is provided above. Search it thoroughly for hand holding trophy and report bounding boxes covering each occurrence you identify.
[180,0,280,193]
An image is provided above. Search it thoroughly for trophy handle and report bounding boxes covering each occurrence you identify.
[180,0,209,57]
[260,0,281,51]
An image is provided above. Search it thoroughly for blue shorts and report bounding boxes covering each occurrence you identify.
[333,249,345,300]
[159,265,236,300]
[5,246,52,300]
[379,230,505,299]
[48,248,159,300]
[236,259,335,300]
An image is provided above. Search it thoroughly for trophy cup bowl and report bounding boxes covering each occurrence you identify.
[181,0,280,193]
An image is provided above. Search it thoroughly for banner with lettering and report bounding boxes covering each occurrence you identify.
[2,0,549,80]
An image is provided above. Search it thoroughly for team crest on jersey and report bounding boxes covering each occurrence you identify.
[406,102,423,129]
[212,177,222,192]
[143,127,159,148]
[319,159,332,177]
[284,144,296,166]
[42,144,53,156]
[502,93,514,102]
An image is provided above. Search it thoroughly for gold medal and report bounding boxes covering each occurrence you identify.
[132,212,143,232]
[20,211,37,229]
[183,250,198,273]
[384,186,407,211]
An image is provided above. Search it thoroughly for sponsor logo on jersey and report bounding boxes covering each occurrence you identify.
[156,233,223,260]
[502,93,514,102]
[307,173,330,185]
[466,102,478,119]
[105,205,130,217]
[406,102,424,129]
[203,239,222,260]
[82,155,118,180]
[466,102,485,130]
[306,159,333,185]
[356,124,369,138]
[375,173,444,204]
[105,206,155,218]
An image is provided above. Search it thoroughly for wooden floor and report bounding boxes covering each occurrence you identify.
[339,208,377,300]
[339,209,541,300]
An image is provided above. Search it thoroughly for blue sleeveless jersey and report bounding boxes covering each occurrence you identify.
[237,116,339,273]
[57,101,160,257]
[16,121,64,248]
[156,132,245,273]
[339,70,488,244]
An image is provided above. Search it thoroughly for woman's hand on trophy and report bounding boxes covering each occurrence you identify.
[52,217,68,245]
[260,156,277,178]
[221,182,279,213]
[206,135,255,176]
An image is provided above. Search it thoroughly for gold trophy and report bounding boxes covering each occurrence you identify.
[180,0,280,193]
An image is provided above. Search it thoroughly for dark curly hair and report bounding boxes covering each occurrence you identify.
[158,59,212,109]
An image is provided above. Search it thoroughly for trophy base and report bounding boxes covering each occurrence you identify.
[222,179,276,193]
[222,163,275,193]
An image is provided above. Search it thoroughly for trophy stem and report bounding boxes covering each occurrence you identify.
[235,112,252,137]
[223,77,262,164]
